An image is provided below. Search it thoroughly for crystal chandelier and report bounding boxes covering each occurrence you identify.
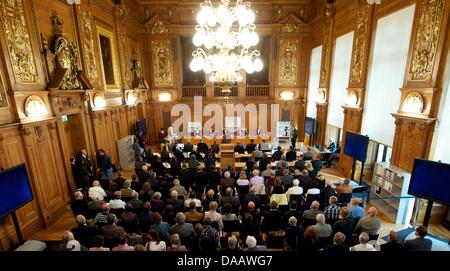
[189,0,263,88]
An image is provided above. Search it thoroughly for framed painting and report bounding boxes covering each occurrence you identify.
[96,24,121,90]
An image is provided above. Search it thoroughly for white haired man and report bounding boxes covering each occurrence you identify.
[71,214,99,248]
[351,232,377,251]
[204,201,223,229]
[170,212,195,243]
[62,231,81,251]
[88,180,106,201]
[285,179,303,201]
[354,207,381,235]
[314,213,332,238]
[244,236,267,251]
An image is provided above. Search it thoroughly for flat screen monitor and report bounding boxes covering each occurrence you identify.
[0,164,33,218]
[343,131,369,162]
[176,143,184,150]
[304,117,315,135]
[408,159,450,205]
[135,119,147,136]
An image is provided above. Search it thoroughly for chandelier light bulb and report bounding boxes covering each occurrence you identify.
[190,0,262,83]
[254,58,263,72]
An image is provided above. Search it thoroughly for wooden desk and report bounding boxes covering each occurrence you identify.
[181,136,271,146]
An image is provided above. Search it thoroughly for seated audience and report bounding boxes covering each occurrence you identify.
[72,215,99,248]
[351,232,377,251]
[71,191,88,217]
[204,201,223,229]
[332,207,355,239]
[324,196,340,220]
[244,236,267,251]
[184,191,202,209]
[354,207,381,235]
[89,180,107,201]
[221,203,239,222]
[170,212,195,242]
[120,180,135,199]
[184,201,204,223]
[150,212,171,242]
[94,203,118,225]
[223,235,240,252]
[129,191,144,209]
[220,187,241,213]
[109,191,126,210]
[285,179,303,202]
[112,234,134,251]
[89,235,110,251]
[303,201,322,220]
[150,192,165,213]
[336,178,353,195]
[101,214,126,241]
[167,233,188,251]
[380,231,406,252]
[405,225,432,251]
[348,198,365,220]
[299,226,318,253]
[62,231,81,251]
[314,214,332,238]
[166,190,184,213]
[145,229,166,251]
[170,179,187,199]
[323,232,349,252]
[285,216,304,251]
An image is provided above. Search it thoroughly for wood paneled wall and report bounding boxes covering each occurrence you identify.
[0,0,147,250]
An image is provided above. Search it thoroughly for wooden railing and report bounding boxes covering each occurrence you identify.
[214,86,238,97]
[246,85,270,96]
[182,85,206,97]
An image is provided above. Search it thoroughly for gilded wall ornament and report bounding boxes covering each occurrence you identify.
[151,40,173,87]
[80,10,99,85]
[0,71,8,108]
[319,18,332,87]
[131,49,146,89]
[0,0,38,84]
[117,11,132,89]
[350,4,370,84]
[152,17,169,35]
[51,15,82,90]
[279,40,298,86]
[282,18,298,33]
[403,92,424,114]
[408,0,444,81]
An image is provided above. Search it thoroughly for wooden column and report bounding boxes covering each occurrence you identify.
[315,4,335,146]
[339,2,374,176]
[391,0,450,172]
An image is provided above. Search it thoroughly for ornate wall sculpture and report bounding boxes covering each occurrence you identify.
[408,0,445,81]
[152,17,169,35]
[51,14,82,90]
[80,10,99,85]
[282,17,298,33]
[319,16,333,87]
[349,4,370,85]
[117,7,132,89]
[278,40,298,86]
[0,0,38,84]
[151,40,173,87]
[131,49,146,89]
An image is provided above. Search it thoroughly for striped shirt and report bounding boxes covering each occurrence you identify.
[324,204,341,220]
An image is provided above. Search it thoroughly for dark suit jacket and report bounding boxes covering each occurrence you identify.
[294,160,306,171]
[380,241,407,252]
[72,224,99,248]
[405,237,432,251]
[184,143,194,153]
[245,143,257,153]
[244,194,261,210]
[286,151,297,162]
[303,152,313,161]
[234,145,245,154]
[71,199,88,217]
[323,243,350,252]
[197,143,209,154]
[101,225,126,240]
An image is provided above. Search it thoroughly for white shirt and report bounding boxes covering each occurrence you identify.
[109,199,126,209]
[250,176,264,185]
[286,186,303,199]
[88,186,106,201]
[306,188,320,195]
[252,183,266,195]
[204,210,223,229]
[236,179,249,186]
[351,243,377,251]
[184,198,202,208]
[66,240,81,251]
[146,241,166,251]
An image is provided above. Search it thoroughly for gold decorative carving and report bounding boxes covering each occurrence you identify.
[51,14,82,90]
[319,17,333,87]
[0,71,7,108]
[406,121,415,137]
[408,0,445,81]
[350,4,370,84]
[0,0,38,84]
[282,18,298,33]
[117,8,132,89]
[34,125,44,139]
[23,127,32,136]
[152,17,169,35]
[151,40,173,87]
[80,10,99,85]
[59,97,80,112]
[131,49,147,89]
[25,95,48,117]
[279,40,298,86]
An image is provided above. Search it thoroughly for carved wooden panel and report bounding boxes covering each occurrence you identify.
[0,125,41,250]
[319,17,334,88]
[0,0,38,84]
[314,103,329,146]
[391,117,435,171]
[79,9,101,88]
[407,0,445,82]
[151,40,173,87]
[349,4,371,85]
[22,121,68,224]
[0,68,7,108]
[116,7,132,89]
[278,40,298,86]
[339,107,363,175]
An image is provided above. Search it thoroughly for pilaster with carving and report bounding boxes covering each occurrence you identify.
[391,0,449,171]
[339,2,374,175]
[315,3,335,146]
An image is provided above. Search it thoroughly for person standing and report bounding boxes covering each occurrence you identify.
[291,127,298,149]
[96,149,113,189]
[74,149,93,190]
